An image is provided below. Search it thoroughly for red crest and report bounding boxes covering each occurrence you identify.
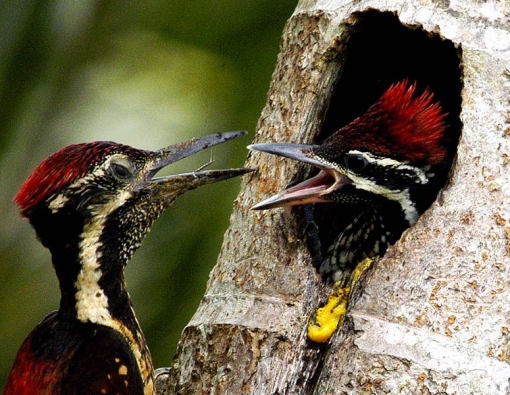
[325,80,447,165]
[14,142,121,217]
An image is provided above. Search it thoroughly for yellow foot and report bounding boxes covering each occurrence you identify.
[307,258,373,343]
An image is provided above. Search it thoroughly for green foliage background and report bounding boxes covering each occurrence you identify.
[0,0,296,388]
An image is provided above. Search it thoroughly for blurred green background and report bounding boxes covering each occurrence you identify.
[0,0,296,388]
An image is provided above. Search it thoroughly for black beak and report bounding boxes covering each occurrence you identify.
[147,131,252,203]
[248,143,323,167]
[249,142,349,210]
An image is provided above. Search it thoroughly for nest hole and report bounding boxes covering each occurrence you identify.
[308,9,463,261]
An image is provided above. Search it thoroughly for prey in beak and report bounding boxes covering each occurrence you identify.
[144,131,252,207]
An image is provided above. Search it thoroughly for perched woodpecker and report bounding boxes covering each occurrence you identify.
[250,81,449,282]
[4,132,250,395]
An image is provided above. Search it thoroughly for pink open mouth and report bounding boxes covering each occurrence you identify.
[251,169,350,210]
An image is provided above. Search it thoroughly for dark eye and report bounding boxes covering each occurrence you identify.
[344,154,367,172]
[110,161,133,180]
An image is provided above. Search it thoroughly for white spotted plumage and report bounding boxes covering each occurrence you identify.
[75,188,131,324]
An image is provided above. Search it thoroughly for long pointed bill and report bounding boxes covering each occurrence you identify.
[151,131,247,177]
[147,131,252,201]
[248,143,324,168]
[249,142,350,210]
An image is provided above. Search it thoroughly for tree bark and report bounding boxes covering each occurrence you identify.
[158,0,510,393]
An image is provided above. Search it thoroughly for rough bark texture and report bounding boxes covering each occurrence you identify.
[158,1,510,394]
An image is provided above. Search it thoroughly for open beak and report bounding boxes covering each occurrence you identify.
[147,131,252,204]
[249,142,350,210]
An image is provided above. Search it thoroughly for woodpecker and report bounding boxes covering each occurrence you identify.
[250,81,449,282]
[4,131,250,395]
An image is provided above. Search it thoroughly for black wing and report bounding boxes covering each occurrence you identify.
[62,325,146,395]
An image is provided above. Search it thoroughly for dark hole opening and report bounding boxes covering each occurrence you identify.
[307,10,463,268]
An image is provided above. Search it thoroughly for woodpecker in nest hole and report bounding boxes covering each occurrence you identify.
[249,81,450,341]
[4,131,250,395]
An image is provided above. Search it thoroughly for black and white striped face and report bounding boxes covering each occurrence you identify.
[47,149,154,215]
[249,142,435,226]
[318,149,430,192]
[23,144,160,258]
[311,147,435,225]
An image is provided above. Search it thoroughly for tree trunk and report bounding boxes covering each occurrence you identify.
[158,0,510,393]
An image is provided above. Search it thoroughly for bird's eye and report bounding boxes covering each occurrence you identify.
[344,154,368,172]
[110,160,133,180]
